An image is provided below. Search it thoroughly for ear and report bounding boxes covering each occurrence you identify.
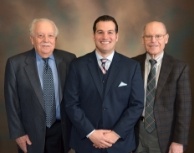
[116,33,119,42]
[141,36,145,45]
[93,32,95,41]
[165,34,169,44]
[30,36,34,45]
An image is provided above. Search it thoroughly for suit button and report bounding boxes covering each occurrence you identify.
[103,108,107,111]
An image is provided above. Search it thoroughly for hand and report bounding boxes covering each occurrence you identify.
[15,135,32,153]
[88,129,112,149]
[104,130,120,144]
[168,142,183,153]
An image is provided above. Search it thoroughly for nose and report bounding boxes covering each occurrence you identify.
[102,33,109,39]
[43,35,49,42]
[150,36,156,42]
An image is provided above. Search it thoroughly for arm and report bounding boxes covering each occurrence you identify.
[171,64,192,151]
[4,59,32,148]
[112,63,144,139]
[64,61,95,137]
[64,61,111,147]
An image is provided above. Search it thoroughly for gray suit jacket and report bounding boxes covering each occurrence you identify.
[133,52,192,153]
[4,48,76,153]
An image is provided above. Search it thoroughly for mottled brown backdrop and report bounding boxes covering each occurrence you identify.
[0,0,193,153]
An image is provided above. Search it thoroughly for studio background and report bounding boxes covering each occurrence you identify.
[0,0,193,153]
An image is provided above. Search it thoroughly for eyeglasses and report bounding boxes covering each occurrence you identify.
[143,34,166,41]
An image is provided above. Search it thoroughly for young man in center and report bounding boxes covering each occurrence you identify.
[64,15,144,153]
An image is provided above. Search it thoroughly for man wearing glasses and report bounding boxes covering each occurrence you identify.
[133,21,192,153]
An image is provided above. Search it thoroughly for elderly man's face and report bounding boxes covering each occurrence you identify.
[30,20,56,58]
[142,21,169,58]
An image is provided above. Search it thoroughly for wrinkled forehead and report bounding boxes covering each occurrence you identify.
[34,21,55,34]
[144,22,167,35]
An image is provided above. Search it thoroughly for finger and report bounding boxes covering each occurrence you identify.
[26,138,32,145]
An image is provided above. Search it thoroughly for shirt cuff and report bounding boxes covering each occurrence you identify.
[86,129,95,138]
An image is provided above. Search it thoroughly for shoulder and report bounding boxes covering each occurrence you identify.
[131,53,146,62]
[164,53,189,68]
[115,52,141,66]
[54,49,76,58]
[7,49,34,62]
[71,51,94,64]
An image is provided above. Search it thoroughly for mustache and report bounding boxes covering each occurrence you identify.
[40,43,51,46]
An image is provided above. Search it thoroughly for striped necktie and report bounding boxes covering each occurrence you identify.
[100,58,108,74]
[144,59,157,133]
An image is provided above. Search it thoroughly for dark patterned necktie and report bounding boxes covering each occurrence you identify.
[43,58,56,128]
[144,59,157,133]
[100,58,108,74]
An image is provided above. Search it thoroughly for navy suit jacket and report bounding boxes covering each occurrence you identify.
[64,51,144,153]
[4,48,76,153]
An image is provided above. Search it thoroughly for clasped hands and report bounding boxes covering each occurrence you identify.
[88,129,120,149]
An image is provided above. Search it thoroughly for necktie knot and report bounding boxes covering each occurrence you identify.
[101,58,108,64]
[43,58,49,71]
[149,59,157,67]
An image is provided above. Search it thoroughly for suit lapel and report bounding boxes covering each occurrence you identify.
[54,51,66,102]
[87,52,104,98]
[104,52,120,97]
[24,49,45,109]
[139,54,146,79]
[155,53,173,99]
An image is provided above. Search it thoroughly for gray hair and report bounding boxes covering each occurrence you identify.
[29,18,59,37]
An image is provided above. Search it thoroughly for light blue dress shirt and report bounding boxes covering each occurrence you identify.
[36,53,60,119]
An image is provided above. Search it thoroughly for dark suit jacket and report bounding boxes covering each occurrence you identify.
[64,51,144,153]
[133,52,192,153]
[4,48,76,153]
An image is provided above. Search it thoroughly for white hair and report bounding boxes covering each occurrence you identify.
[29,18,59,37]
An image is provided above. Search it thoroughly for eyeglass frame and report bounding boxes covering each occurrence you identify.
[143,34,167,41]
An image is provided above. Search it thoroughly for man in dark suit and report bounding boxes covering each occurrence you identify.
[4,18,76,153]
[64,15,144,153]
[133,21,192,153]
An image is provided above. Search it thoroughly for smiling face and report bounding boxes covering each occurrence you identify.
[30,20,57,58]
[93,21,118,57]
[142,21,169,58]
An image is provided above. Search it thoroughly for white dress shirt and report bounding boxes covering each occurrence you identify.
[142,51,164,116]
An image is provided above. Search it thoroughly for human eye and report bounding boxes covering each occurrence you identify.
[48,34,55,39]
[96,30,103,34]
[37,34,44,39]
[108,31,114,35]
[155,35,162,39]
[144,35,152,39]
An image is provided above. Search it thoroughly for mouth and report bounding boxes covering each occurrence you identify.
[41,44,51,47]
[100,41,111,44]
[149,44,158,48]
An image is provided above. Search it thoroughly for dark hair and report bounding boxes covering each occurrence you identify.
[93,15,118,33]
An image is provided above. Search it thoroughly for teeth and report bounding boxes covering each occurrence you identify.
[101,41,110,44]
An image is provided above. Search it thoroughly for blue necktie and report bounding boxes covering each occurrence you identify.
[144,59,157,133]
[43,58,56,128]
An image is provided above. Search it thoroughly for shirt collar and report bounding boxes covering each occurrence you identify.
[95,50,115,62]
[35,52,54,61]
[146,51,164,64]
